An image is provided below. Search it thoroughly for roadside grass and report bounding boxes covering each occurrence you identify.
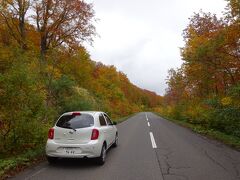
[154,112,240,151]
[0,147,45,179]
[0,113,136,179]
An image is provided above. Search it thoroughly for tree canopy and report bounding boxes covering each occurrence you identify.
[160,2,240,138]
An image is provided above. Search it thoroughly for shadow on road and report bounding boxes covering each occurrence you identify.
[49,158,98,169]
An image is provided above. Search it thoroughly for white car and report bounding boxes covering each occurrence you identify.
[45,111,118,165]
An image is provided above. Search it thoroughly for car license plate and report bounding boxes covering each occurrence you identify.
[65,148,75,154]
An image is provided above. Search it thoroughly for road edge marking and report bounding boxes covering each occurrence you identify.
[25,167,47,180]
[148,122,150,127]
[149,132,157,148]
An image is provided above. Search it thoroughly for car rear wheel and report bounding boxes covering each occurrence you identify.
[96,144,106,165]
[46,156,58,164]
[113,134,118,148]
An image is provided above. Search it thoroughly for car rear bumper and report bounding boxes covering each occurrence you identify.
[45,140,102,158]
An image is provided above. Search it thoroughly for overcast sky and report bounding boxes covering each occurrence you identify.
[85,0,227,95]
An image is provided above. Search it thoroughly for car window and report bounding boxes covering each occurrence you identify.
[56,114,94,129]
[99,113,107,126]
[104,114,112,125]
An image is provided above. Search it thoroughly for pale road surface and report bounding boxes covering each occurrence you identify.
[10,112,240,180]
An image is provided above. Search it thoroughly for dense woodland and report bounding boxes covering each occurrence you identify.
[159,0,240,138]
[0,0,162,156]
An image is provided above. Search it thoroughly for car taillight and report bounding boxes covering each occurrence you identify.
[48,128,54,139]
[72,112,81,116]
[91,129,99,140]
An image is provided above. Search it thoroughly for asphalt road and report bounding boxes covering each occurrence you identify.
[10,112,240,180]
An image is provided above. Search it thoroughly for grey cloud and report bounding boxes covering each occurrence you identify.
[86,0,227,95]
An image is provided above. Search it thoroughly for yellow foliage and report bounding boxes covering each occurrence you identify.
[46,65,61,79]
[221,97,232,106]
[165,105,174,116]
[185,105,203,120]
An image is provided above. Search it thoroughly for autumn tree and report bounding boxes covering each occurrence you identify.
[0,0,30,49]
[181,11,239,96]
[162,4,240,136]
[31,0,96,59]
[225,0,240,21]
[165,68,188,103]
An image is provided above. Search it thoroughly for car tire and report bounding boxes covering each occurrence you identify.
[112,134,118,148]
[46,156,58,164]
[96,144,106,165]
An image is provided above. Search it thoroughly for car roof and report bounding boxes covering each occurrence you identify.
[62,111,105,116]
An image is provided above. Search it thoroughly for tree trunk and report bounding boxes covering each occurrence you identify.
[40,35,47,60]
[18,0,28,49]
[19,14,27,49]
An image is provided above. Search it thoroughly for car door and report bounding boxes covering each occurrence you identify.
[98,113,111,146]
[103,114,115,146]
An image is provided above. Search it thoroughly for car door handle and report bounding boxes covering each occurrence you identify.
[104,131,107,133]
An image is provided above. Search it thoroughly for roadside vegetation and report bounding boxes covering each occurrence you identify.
[155,0,240,148]
[0,0,162,176]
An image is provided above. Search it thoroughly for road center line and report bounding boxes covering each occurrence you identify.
[149,132,157,148]
[145,113,148,121]
[148,122,150,127]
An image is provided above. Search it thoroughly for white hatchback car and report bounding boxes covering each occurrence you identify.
[45,111,118,165]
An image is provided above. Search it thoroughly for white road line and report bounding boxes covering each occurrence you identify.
[25,167,47,180]
[149,132,157,149]
[145,113,148,121]
[148,122,150,127]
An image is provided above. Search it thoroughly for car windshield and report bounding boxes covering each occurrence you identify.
[56,113,94,129]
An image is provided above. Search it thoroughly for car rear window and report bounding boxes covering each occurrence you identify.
[56,114,94,129]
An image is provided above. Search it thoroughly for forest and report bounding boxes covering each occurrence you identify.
[0,0,162,158]
[158,0,240,141]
